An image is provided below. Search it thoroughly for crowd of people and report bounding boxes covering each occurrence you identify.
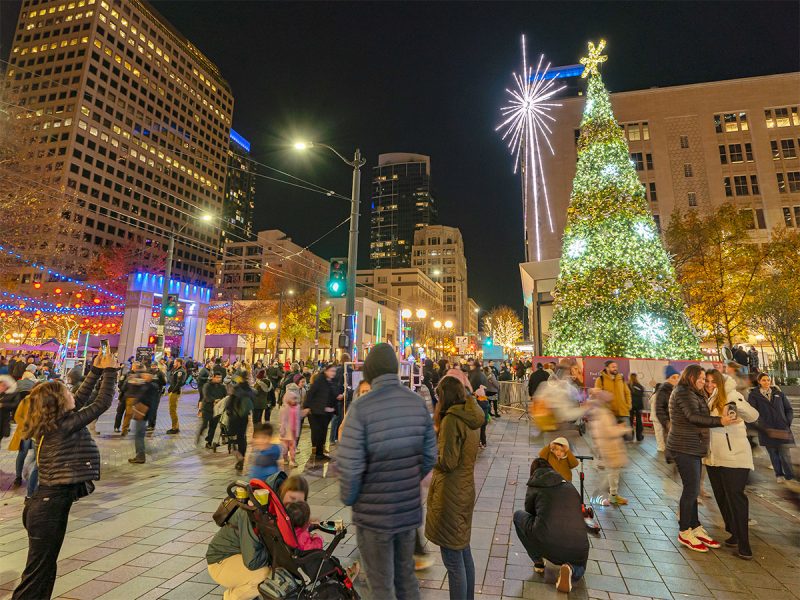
[0,343,796,600]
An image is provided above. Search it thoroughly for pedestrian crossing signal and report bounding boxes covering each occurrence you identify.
[327,258,347,298]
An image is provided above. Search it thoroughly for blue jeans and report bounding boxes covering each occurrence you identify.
[672,451,702,531]
[330,413,341,443]
[441,546,475,600]
[15,439,32,478]
[355,527,419,600]
[133,418,147,457]
[766,446,794,480]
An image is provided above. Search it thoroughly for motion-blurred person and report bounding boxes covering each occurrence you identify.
[628,373,645,442]
[654,366,681,456]
[594,360,631,440]
[588,390,630,505]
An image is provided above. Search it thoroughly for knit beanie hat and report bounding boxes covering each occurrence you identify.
[551,437,570,450]
[664,365,680,379]
[362,343,399,383]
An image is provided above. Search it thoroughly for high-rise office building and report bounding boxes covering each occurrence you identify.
[5,0,233,286]
[222,128,256,249]
[370,152,437,269]
[411,225,469,335]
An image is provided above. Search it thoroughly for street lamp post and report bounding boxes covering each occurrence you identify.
[260,321,277,363]
[274,289,293,363]
[295,142,365,358]
[156,214,212,358]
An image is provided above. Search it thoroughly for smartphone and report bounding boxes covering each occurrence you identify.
[100,339,109,355]
[725,402,737,420]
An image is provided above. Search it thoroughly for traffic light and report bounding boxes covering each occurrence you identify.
[164,294,179,317]
[148,334,157,345]
[327,257,347,298]
[484,336,493,346]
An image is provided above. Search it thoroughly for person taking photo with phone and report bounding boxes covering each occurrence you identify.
[703,369,759,560]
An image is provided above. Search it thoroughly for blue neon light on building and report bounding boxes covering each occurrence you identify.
[531,64,585,82]
[229,129,251,153]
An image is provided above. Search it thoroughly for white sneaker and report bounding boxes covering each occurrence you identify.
[678,529,708,552]
[692,526,720,549]
[776,476,786,483]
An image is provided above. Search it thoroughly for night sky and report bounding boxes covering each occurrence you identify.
[2,1,799,315]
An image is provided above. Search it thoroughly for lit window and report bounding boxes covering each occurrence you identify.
[775,107,790,127]
[642,122,650,140]
[627,124,640,141]
[765,109,774,128]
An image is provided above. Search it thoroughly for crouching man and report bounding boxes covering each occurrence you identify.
[513,458,589,593]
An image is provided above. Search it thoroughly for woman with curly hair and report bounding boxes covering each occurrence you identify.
[13,352,117,600]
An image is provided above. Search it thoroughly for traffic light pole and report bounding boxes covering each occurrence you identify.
[344,148,364,358]
[155,232,175,358]
[275,290,284,364]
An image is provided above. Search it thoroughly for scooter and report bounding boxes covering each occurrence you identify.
[575,454,601,534]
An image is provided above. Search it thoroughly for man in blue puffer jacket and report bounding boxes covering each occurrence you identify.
[338,343,437,600]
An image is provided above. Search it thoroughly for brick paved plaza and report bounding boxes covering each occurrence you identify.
[1,391,798,600]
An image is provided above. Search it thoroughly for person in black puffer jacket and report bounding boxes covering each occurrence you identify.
[666,364,735,554]
[13,352,117,600]
[303,365,338,459]
[513,458,589,593]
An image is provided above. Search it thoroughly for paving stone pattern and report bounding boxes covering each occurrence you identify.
[1,391,798,600]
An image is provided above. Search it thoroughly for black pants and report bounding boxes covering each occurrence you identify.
[148,395,161,428]
[252,408,271,426]
[229,418,248,457]
[13,487,74,600]
[673,451,702,531]
[198,410,217,444]
[113,396,127,430]
[629,409,644,441]
[309,413,331,456]
[706,466,750,554]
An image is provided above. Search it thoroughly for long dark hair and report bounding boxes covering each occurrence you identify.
[629,373,640,387]
[434,376,467,429]
[678,364,705,390]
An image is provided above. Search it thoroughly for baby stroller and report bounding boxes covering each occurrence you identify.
[222,479,360,600]
[210,397,238,453]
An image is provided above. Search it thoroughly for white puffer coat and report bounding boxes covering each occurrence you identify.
[703,376,759,470]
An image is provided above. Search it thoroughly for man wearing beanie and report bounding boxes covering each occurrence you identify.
[655,366,681,455]
[338,343,436,600]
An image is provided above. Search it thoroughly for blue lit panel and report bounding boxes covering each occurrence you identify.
[531,64,585,82]
[230,129,251,152]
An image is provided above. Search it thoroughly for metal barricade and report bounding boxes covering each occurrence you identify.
[498,381,529,420]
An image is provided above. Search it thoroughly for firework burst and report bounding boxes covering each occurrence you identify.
[497,35,565,262]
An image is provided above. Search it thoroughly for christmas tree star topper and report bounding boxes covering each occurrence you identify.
[580,39,607,78]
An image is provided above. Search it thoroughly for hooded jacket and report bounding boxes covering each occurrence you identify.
[704,376,759,469]
[667,383,723,457]
[654,381,674,427]
[518,467,589,566]
[747,385,794,447]
[425,395,485,550]
[338,372,437,533]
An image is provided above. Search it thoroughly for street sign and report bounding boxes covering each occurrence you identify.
[136,346,154,364]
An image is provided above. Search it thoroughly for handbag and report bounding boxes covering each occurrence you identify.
[213,496,239,526]
[131,402,148,421]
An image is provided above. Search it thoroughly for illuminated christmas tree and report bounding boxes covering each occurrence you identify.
[545,41,700,359]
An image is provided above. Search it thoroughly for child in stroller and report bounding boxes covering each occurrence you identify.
[209,472,360,600]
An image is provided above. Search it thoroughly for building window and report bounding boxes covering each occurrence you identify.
[755,208,766,229]
[630,152,644,170]
[627,124,641,141]
[653,214,661,232]
[783,207,794,227]
[642,122,650,140]
[766,106,799,128]
[789,171,800,193]
[740,209,756,229]
[646,153,653,170]
[771,140,781,160]
[649,182,657,202]
[750,175,760,195]
[745,143,754,162]
[777,173,786,193]
[684,164,693,177]
[781,139,797,159]
[716,112,748,132]
[733,175,749,196]
[679,135,689,149]
[728,143,743,163]
[724,177,733,197]
[719,145,728,165]
[687,192,697,207]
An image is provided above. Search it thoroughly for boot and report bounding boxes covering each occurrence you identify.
[128,455,146,464]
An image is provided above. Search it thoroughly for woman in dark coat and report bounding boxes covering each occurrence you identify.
[628,373,645,442]
[227,376,254,472]
[303,364,337,459]
[13,353,117,600]
[666,364,735,553]
[747,373,794,482]
[425,376,485,600]
[252,370,272,425]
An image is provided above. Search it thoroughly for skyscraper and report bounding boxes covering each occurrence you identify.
[370,153,437,269]
[222,128,256,249]
[4,0,233,286]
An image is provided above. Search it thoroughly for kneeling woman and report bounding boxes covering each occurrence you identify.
[206,474,309,599]
[13,353,118,600]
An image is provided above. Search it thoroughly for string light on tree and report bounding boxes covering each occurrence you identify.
[545,40,700,359]
[496,34,566,261]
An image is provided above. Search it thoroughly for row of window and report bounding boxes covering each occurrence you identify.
[723,175,760,197]
[765,106,800,129]
[631,152,654,171]
[719,143,754,164]
[714,112,749,133]
[771,139,797,160]
[782,206,800,228]
[777,171,800,193]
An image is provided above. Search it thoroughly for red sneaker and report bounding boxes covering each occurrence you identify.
[678,530,708,553]
[693,526,721,549]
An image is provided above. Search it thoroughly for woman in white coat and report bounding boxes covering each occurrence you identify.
[703,369,759,560]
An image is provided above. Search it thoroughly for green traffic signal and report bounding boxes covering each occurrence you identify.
[327,258,347,298]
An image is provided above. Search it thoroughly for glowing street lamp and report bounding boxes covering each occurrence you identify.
[416,308,427,319]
